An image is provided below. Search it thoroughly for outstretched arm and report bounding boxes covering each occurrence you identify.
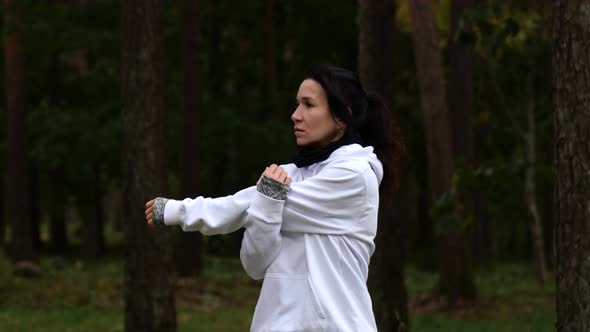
[145,185,256,235]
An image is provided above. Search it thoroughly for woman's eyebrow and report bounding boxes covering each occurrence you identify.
[297,96,314,102]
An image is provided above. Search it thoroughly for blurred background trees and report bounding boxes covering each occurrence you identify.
[0,0,565,331]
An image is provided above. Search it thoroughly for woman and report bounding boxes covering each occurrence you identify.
[145,64,403,332]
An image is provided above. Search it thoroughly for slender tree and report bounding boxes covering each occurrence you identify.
[448,0,491,269]
[4,0,34,262]
[175,0,204,277]
[264,0,280,118]
[448,0,474,165]
[121,0,176,331]
[524,67,547,282]
[554,0,590,330]
[80,163,105,256]
[358,0,409,329]
[408,0,477,305]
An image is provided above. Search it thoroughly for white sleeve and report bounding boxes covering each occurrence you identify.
[281,163,376,235]
[163,186,256,235]
[239,191,285,280]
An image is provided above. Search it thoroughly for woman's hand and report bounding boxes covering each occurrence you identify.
[145,199,155,227]
[258,164,292,185]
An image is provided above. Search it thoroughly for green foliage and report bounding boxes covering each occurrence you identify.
[0,0,554,265]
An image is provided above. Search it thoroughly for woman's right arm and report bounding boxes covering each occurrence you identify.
[147,186,256,235]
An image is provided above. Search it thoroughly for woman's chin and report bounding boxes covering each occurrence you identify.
[295,138,308,146]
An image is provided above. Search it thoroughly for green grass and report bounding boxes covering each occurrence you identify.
[407,264,555,331]
[0,253,554,331]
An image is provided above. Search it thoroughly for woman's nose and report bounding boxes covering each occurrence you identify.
[291,107,302,122]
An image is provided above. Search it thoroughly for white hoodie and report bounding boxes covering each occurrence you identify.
[162,143,383,332]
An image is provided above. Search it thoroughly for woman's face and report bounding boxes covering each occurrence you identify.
[292,79,345,147]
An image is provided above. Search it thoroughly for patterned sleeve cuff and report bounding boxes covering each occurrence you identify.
[257,175,290,201]
[152,197,169,225]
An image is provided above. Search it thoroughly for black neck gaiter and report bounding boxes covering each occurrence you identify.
[292,131,363,168]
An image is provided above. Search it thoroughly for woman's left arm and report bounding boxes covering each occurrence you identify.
[240,166,291,280]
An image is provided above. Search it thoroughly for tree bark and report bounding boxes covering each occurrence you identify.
[121,0,177,331]
[4,0,34,262]
[554,0,590,330]
[175,0,204,277]
[408,0,477,305]
[358,0,409,329]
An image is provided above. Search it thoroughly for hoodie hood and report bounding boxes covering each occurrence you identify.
[322,143,384,185]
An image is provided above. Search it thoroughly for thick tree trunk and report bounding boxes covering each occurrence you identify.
[121,1,177,331]
[175,0,203,277]
[449,0,483,270]
[407,0,454,197]
[554,0,590,330]
[408,0,477,305]
[4,0,34,262]
[358,0,409,329]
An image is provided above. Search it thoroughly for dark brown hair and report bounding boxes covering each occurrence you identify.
[303,64,406,203]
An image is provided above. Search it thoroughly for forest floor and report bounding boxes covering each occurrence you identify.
[0,253,554,331]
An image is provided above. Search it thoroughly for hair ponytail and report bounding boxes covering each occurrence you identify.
[303,64,406,203]
[360,93,406,204]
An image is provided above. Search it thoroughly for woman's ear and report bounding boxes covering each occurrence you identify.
[337,107,352,130]
[336,118,347,131]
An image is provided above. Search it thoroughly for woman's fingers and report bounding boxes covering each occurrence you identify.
[278,171,288,183]
[145,199,155,227]
[261,164,291,184]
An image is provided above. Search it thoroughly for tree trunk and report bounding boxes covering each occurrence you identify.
[48,177,69,254]
[358,0,409,329]
[524,69,547,282]
[554,0,590,330]
[121,0,177,331]
[448,0,474,164]
[264,0,280,118]
[408,0,477,305]
[0,183,4,250]
[4,0,34,262]
[175,0,203,277]
[471,54,495,267]
[450,0,484,269]
[30,165,42,252]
